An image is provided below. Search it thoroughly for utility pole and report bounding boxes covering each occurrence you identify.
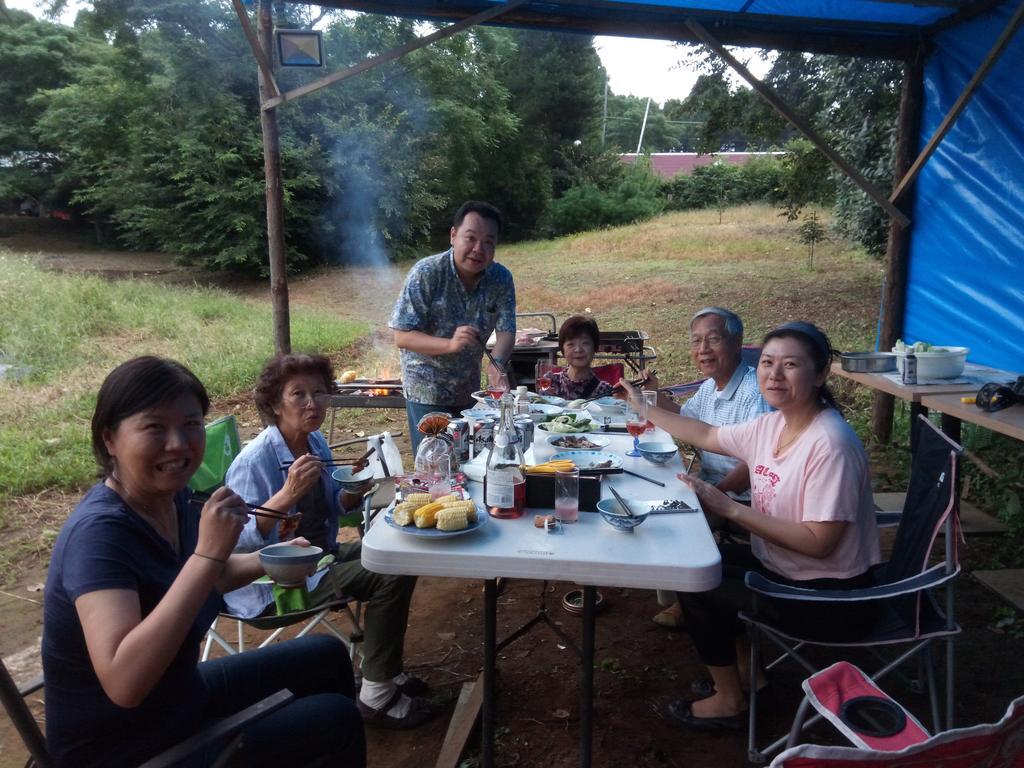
[601,76,609,146]
[635,96,652,154]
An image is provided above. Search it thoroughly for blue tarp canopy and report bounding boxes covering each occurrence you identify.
[308,0,1024,371]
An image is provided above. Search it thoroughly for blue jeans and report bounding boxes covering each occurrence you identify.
[195,635,366,767]
[405,399,473,454]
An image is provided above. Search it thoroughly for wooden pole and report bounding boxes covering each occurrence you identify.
[873,49,925,443]
[257,0,290,355]
[230,0,280,99]
[684,19,911,228]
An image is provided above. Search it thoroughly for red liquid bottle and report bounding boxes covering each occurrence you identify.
[484,394,526,519]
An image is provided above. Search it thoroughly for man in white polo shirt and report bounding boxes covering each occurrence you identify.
[653,306,770,628]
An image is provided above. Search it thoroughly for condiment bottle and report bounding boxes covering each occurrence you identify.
[484,393,526,519]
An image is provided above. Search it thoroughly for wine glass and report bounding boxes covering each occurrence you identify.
[625,398,648,458]
[643,390,657,433]
[486,369,509,404]
[535,361,555,397]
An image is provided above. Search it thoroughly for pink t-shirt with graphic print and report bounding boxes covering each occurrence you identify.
[717,408,880,581]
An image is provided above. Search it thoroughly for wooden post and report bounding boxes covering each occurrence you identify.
[257,0,291,354]
[873,49,925,443]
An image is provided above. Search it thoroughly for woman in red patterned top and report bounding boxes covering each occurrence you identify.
[549,315,617,401]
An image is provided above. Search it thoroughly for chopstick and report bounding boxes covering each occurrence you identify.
[279,459,357,469]
[607,483,635,518]
[576,371,659,406]
[622,468,666,487]
[191,492,295,521]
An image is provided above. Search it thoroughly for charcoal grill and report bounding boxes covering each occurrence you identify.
[328,379,406,409]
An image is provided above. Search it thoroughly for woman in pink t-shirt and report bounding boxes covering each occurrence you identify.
[621,322,880,733]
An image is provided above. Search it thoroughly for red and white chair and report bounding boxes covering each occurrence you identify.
[769,661,1024,767]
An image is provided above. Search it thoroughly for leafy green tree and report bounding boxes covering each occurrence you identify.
[0,9,84,212]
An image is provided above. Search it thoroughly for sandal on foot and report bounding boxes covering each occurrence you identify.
[652,608,687,630]
[689,679,773,702]
[668,699,747,731]
[397,675,429,697]
[357,689,434,730]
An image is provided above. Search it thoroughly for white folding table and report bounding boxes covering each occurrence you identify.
[361,428,722,767]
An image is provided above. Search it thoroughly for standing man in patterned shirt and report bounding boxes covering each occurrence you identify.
[651,306,770,628]
[390,201,516,452]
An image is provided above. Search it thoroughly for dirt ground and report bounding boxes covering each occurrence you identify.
[2,222,1024,767]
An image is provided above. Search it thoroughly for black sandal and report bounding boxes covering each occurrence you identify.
[357,688,433,730]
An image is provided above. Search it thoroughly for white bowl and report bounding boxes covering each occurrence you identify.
[892,346,969,380]
[331,465,375,490]
[259,543,323,587]
[527,403,563,422]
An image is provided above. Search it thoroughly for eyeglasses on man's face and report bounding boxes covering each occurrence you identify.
[689,334,726,349]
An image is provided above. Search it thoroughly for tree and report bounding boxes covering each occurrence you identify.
[0,9,84,212]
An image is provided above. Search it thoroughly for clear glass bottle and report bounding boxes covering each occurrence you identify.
[484,393,526,519]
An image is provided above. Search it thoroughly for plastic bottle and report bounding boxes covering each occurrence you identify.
[902,351,918,386]
[484,393,526,519]
[514,385,530,417]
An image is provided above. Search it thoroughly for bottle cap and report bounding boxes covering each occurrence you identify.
[516,386,528,395]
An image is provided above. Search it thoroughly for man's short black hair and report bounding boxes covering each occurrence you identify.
[452,200,503,236]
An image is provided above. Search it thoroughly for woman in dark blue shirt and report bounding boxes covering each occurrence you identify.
[42,356,365,768]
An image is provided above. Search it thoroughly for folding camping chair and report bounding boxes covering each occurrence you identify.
[768,661,1024,767]
[741,416,963,763]
[0,651,292,768]
[201,485,376,665]
[188,414,242,495]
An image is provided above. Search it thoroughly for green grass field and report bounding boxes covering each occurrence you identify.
[0,255,370,502]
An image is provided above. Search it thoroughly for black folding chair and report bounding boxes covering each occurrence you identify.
[741,415,963,763]
[0,651,292,768]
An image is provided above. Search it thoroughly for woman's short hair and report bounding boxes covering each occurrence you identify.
[558,315,601,354]
[762,321,839,410]
[253,353,335,422]
[91,356,209,476]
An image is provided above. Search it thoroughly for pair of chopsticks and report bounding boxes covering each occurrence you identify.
[279,446,376,471]
[575,370,659,406]
[191,492,297,522]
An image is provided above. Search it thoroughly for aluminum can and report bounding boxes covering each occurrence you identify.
[473,417,497,456]
[514,416,534,451]
[902,352,918,386]
[446,418,470,465]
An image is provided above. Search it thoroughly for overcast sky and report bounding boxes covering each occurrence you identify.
[8,0,766,105]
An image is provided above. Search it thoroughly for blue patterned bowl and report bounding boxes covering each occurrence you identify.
[596,499,649,531]
[637,441,678,465]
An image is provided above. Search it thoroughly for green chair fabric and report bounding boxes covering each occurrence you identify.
[189,415,242,494]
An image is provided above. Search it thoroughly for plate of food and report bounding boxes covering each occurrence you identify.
[528,403,563,419]
[471,390,500,406]
[549,450,623,470]
[384,494,488,539]
[547,434,611,450]
[529,393,567,407]
[536,413,599,434]
[462,406,499,421]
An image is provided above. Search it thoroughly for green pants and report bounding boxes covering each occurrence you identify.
[308,541,417,683]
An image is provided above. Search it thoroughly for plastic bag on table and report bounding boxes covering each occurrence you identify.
[363,431,404,479]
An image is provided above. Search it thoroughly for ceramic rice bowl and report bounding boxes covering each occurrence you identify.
[259,543,323,586]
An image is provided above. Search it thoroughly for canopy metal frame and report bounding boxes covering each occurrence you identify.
[234,0,1022,444]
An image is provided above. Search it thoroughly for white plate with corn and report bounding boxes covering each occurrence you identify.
[384,492,488,538]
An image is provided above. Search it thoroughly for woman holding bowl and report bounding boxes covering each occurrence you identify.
[223,353,429,729]
[548,315,619,401]
[42,356,365,767]
[620,322,880,731]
